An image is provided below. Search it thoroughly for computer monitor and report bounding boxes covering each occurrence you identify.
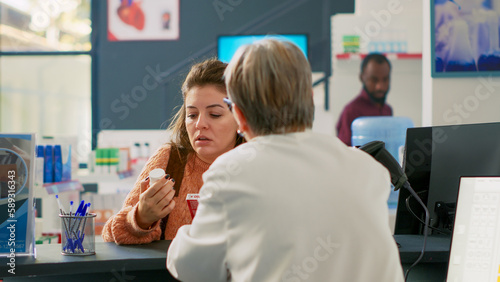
[217,34,308,63]
[395,122,500,235]
[446,176,500,281]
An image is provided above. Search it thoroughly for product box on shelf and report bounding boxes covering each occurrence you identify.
[0,134,36,257]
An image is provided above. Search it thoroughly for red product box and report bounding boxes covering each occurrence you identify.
[186,194,200,219]
[41,232,61,244]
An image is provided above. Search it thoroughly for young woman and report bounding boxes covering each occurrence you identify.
[102,59,244,244]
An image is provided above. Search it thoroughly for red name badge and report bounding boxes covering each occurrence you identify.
[186,194,200,219]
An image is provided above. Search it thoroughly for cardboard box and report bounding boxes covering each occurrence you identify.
[0,134,36,257]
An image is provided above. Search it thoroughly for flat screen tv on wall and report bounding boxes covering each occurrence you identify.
[217,34,308,63]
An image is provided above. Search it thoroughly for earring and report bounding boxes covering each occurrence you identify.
[237,130,245,137]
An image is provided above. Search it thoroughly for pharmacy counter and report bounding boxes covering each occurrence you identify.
[0,235,448,281]
[0,240,177,281]
[396,234,450,282]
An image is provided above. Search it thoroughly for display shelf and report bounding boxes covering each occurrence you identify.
[75,169,136,184]
[43,180,83,194]
[335,53,422,60]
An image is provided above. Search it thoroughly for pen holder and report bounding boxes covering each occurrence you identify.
[59,213,96,256]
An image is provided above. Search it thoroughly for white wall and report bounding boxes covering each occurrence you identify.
[430,77,500,125]
[324,1,423,136]
[355,0,422,17]
[330,57,422,130]
[312,72,336,135]
[422,0,433,126]
[315,0,500,135]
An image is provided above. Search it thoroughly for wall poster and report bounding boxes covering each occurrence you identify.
[108,0,180,41]
[433,0,500,77]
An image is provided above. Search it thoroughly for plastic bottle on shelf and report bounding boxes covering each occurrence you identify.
[35,145,45,187]
[109,148,120,175]
[44,145,53,183]
[142,142,150,160]
[131,143,141,160]
[54,145,63,182]
[131,143,143,173]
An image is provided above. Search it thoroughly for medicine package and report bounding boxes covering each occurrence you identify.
[0,134,36,257]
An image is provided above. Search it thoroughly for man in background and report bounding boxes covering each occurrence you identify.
[336,53,392,146]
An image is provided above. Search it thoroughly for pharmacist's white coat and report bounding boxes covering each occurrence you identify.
[167,130,404,282]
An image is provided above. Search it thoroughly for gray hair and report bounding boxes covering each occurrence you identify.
[224,39,314,136]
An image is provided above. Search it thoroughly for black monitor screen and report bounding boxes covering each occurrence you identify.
[395,122,500,235]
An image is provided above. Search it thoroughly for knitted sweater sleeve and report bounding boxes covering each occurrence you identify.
[101,144,171,245]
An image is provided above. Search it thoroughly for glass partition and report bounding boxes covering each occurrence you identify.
[0,0,91,52]
[0,55,91,162]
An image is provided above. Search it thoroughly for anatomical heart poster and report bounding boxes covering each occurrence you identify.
[108,0,179,41]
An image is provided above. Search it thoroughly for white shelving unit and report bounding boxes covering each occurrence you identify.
[328,5,424,134]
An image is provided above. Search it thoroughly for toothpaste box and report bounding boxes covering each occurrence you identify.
[186,194,200,219]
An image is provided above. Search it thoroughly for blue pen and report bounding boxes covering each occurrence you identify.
[75,203,90,253]
[75,200,85,216]
[55,195,66,214]
[73,202,90,253]
[80,202,90,216]
[75,230,84,252]
[67,200,84,253]
[61,214,73,252]
[69,201,74,215]
[75,203,89,235]
[71,201,84,234]
[63,223,75,253]
[68,200,84,234]
[66,231,75,252]
[67,200,76,252]
[80,203,91,230]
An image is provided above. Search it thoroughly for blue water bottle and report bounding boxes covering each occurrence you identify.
[351,116,414,209]
[44,145,54,183]
[54,145,63,183]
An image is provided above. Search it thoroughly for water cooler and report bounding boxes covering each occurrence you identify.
[351,116,414,209]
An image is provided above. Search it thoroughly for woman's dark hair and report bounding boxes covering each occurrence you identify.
[167,58,245,165]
